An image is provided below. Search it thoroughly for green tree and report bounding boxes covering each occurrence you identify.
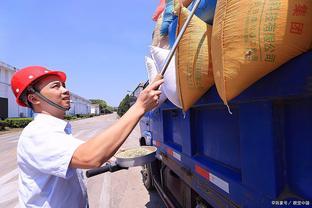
[106,105,114,112]
[89,99,112,114]
[117,95,131,117]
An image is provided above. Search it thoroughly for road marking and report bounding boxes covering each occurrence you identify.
[99,174,111,208]
[73,130,88,138]
[0,135,19,143]
[85,129,100,139]
[0,133,20,139]
[0,180,18,204]
[0,169,18,186]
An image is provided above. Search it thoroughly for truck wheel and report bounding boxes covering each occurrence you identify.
[141,164,155,191]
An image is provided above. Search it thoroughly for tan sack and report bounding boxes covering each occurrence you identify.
[175,6,214,111]
[152,13,170,49]
[212,0,312,105]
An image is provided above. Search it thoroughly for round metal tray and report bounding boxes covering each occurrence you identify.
[115,146,157,167]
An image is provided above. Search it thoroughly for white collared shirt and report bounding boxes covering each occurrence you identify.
[17,113,88,208]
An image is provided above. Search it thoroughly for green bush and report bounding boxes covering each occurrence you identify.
[5,118,33,128]
[79,114,97,118]
[64,114,96,121]
[76,114,87,118]
[64,115,78,121]
[0,120,7,131]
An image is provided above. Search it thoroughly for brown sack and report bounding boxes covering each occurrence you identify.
[211,0,312,105]
[176,6,214,111]
[152,13,170,49]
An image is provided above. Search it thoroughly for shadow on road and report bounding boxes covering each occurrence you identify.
[145,189,166,208]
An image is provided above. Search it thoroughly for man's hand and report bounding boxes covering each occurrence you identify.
[71,75,164,169]
[135,76,164,113]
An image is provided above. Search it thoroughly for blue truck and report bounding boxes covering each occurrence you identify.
[139,51,312,207]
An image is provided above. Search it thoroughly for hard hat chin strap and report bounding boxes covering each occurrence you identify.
[28,87,70,111]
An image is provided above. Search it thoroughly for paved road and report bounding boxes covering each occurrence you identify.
[0,113,164,208]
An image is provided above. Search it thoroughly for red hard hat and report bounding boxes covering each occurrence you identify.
[11,66,67,107]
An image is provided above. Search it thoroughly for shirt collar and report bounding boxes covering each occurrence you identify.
[33,113,71,133]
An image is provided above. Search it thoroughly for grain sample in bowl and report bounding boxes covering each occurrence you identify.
[116,147,153,159]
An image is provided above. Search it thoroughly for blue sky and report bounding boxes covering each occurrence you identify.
[0,0,159,106]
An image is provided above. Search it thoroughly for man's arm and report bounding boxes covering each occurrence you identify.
[70,79,164,169]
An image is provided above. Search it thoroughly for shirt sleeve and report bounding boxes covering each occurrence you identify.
[20,128,85,179]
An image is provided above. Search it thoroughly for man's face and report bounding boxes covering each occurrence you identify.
[34,75,70,110]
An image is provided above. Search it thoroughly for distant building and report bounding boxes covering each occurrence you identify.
[0,62,32,119]
[67,92,91,116]
[90,104,100,115]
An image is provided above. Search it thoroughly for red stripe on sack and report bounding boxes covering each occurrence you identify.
[195,165,210,180]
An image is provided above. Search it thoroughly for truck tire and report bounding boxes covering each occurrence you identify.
[141,164,155,191]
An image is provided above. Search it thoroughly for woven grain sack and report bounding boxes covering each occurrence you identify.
[145,56,167,107]
[212,0,312,105]
[150,46,182,108]
[152,13,170,49]
[176,6,214,111]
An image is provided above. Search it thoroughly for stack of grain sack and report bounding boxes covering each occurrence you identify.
[146,0,312,111]
[146,0,217,111]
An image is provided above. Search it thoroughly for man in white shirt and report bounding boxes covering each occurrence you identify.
[11,66,163,208]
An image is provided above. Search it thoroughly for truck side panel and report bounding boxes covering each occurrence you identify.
[142,51,312,207]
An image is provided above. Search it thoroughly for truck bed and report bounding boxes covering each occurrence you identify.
[140,51,312,207]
